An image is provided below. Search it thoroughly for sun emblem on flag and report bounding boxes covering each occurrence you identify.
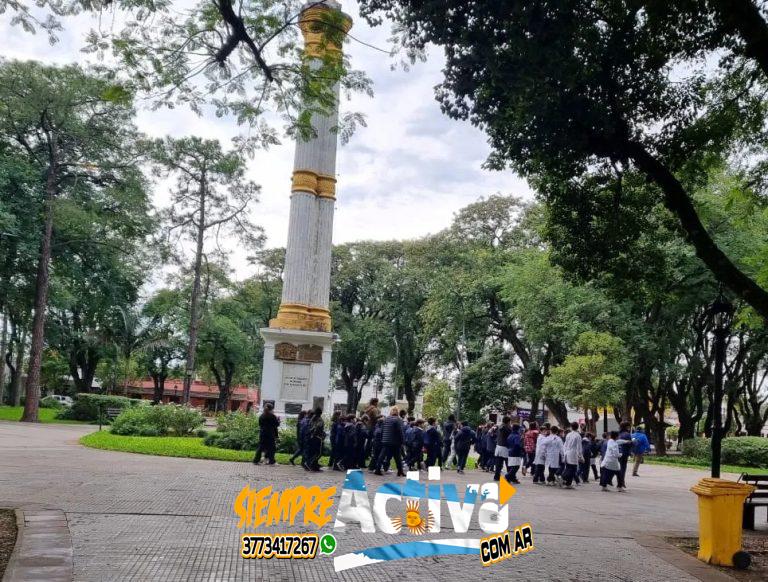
[390,499,434,534]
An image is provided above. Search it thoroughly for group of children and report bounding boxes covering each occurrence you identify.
[277,400,642,493]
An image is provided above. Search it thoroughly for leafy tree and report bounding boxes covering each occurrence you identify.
[0,60,147,421]
[543,331,630,416]
[421,378,454,421]
[358,0,768,319]
[147,136,263,404]
[461,346,515,425]
[331,242,393,411]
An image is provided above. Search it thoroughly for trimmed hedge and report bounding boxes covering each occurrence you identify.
[57,393,144,422]
[204,412,298,453]
[111,404,205,436]
[681,437,768,468]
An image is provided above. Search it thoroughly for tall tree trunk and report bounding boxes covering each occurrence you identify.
[183,176,206,404]
[403,374,415,415]
[544,397,569,428]
[0,314,7,404]
[152,369,167,404]
[22,160,56,422]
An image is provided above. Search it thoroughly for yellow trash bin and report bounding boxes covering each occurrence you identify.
[690,478,755,567]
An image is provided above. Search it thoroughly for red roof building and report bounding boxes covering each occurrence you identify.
[126,379,260,414]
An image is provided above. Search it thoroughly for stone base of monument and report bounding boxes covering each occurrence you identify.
[259,327,336,417]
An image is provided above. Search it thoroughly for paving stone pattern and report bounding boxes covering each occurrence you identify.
[0,422,729,581]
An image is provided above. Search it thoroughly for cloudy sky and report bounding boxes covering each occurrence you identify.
[2,1,533,278]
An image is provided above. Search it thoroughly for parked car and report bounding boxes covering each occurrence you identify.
[50,394,74,407]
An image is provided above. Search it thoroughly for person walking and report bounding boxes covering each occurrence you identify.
[441,414,456,466]
[522,421,539,477]
[600,431,623,491]
[562,422,583,488]
[375,407,406,477]
[453,421,475,474]
[580,432,594,483]
[369,417,384,471]
[253,403,280,465]
[505,423,523,484]
[546,426,564,486]
[618,421,633,490]
[424,417,442,468]
[364,398,380,463]
[306,407,326,472]
[631,426,651,476]
[494,416,512,481]
[328,411,342,470]
[289,410,307,466]
[532,425,550,484]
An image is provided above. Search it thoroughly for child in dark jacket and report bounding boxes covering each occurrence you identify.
[505,424,523,483]
[425,418,442,468]
[356,416,369,469]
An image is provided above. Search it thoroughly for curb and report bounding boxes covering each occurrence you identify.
[2,508,73,582]
[634,531,737,582]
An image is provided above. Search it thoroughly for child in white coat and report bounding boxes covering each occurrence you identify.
[546,426,564,486]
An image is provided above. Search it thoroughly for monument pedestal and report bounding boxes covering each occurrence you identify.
[259,328,335,416]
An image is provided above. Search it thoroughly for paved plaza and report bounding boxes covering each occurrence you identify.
[0,421,746,581]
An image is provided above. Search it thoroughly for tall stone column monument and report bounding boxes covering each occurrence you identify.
[260,0,351,416]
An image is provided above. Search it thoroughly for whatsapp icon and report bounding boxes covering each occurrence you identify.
[319,533,337,555]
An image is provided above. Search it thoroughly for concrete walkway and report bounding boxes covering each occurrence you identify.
[0,421,742,582]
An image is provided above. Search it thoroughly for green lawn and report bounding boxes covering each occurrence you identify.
[645,455,768,475]
[81,431,301,463]
[0,406,90,424]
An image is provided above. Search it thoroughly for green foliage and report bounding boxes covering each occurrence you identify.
[58,393,143,422]
[205,412,260,450]
[421,378,454,421]
[544,331,630,410]
[462,346,515,419]
[681,437,768,468]
[39,395,64,409]
[111,403,205,436]
[204,411,299,452]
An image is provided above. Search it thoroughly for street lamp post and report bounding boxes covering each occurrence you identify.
[708,292,734,479]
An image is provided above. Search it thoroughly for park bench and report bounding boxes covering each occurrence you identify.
[739,473,768,530]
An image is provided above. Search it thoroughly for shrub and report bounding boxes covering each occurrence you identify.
[680,436,768,468]
[40,396,64,409]
[206,412,260,450]
[111,404,204,436]
[206,412,301,452]
[681,437,711,461]
[722,437,768,468]
[58,393,143,421]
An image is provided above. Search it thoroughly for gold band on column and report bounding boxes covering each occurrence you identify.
[291,170,336,200]
[299,4,353,59]
[270,303,332,332]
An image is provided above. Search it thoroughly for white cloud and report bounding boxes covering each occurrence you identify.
[1,1,533,279]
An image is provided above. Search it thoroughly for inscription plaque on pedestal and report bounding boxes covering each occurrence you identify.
[281,362,311,401]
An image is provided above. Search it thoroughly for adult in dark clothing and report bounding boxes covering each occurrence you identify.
[618,421,632,489]
[289,410,307,466]
[253,403,280,465]
[494,416,512,481]
[328,411,342,470]
[368,417,384,471]
[424,417,442,468]
[306,408,326,471]
[375,407,406,476]
[453,421,475,474]
[505,424,523,483]
[441,414,456,465]
[343,415,358,470]
[363,399,380,464]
